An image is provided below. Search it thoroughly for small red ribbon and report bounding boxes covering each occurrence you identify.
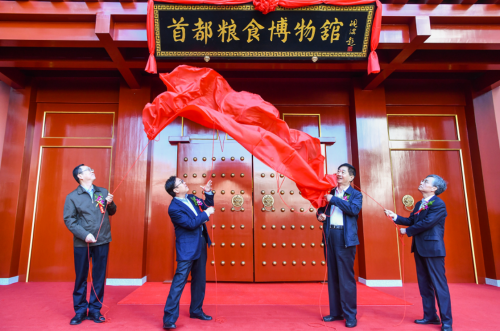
[413,207,426,216]
[96,196,106,214]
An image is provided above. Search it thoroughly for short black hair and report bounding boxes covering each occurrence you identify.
[338,163,356,178]
[165,176,178,198]
[73,164,84,184]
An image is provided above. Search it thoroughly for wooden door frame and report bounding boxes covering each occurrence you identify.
[389,147,477,284]
[25,145,113,282]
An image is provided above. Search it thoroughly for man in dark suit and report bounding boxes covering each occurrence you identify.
[162,176,215,329]
[385,174,452,331]
[64,164,117,325]
[317,163,363,328]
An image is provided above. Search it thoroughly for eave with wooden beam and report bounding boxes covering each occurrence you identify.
[0,68,26,89]
[95,12,140,89]
[362,16,431,90]
[472,71,500,96]
[0,2,499,93]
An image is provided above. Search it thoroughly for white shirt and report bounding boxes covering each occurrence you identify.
[393,194,435,221]
[329,187,345,226]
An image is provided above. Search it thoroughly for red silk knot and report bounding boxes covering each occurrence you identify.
[253,0,279,14]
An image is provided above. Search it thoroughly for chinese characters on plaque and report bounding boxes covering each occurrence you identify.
[154,3,375,60]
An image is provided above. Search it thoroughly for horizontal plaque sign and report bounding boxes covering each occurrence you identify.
[154,3,375,60]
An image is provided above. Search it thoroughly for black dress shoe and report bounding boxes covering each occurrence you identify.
[190,312,212,321]
[415,318,441,325]
[70,313,87,325]
[87,312,105,323]
[345,319,357,328]
[163,323,176,329]
[323,315,344,322]
[441,325,453,331]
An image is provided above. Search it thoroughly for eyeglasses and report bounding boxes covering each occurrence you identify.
[79,167,94,174]
[175,179,185,188]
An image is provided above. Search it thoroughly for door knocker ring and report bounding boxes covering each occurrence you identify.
[402,194,415,212]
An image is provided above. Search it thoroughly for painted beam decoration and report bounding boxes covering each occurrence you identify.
[154,3,375,60]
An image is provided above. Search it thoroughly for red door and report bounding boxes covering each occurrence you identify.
[253,112,331,282]
[253,157,326,281]
[177,140,254,281]
[29,146,112,281]
[27,101,117,281]
[391,150,476,283]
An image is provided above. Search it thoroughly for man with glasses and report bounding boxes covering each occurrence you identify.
[385,175,452,331]
[317,163,363,328]
[63,164,116,325]
[162,176,215,329]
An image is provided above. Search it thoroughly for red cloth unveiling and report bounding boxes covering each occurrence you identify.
[143,65,337,208]
[145,0,382,75]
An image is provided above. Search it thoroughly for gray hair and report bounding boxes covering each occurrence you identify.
[427,174,447,195]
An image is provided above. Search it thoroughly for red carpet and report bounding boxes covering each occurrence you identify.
[1,282,499,330]
[118,282,412,306]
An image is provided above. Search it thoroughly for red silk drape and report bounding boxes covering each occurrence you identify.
[145,0,382,75]
[143,65,337,208]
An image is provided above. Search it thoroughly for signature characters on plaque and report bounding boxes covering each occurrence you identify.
[347,19,358,51]
[166,16,355,45]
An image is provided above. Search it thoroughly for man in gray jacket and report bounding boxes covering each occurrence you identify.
[63,164,116,325]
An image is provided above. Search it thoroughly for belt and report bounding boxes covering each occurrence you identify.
[330,225,344,230]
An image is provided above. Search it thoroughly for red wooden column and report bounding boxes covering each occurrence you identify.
[106,82,151,285]
[472,86,500,287]
[0,82,10,162]
[145,79,182,282]
[0,85,36,284]
[351,83,401,286]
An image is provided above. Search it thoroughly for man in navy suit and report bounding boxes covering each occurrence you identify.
[162,176,215,329]
[385,175,452,331]
[317,163,363,328]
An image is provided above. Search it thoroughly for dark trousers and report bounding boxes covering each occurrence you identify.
[73,243,109,315]
[414,249,453,325]
[163,237,207,325]
[326,228,357,321]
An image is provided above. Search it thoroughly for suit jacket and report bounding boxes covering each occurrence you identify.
[64,185,117,247]
[318,185,362,247]
[395,196,447,257]
[168,193,214,261]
